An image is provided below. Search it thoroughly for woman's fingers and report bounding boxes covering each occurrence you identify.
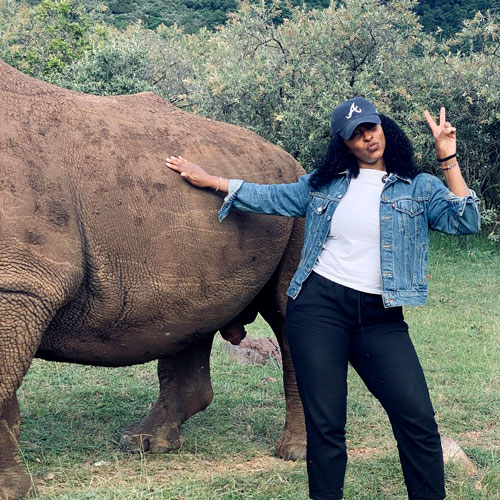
[424,108,455,139]
[165,155,214,188]
[439,106,446,127]
[165,156,195,175]
[165,155,187,164]
[423,110,438,135]
[165,155,185,167]
[423,110,434,127]
[165,156,180,170]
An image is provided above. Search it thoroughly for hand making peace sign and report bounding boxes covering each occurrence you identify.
[424,107,456,160]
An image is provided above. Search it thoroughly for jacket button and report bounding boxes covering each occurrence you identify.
[326,215,331,221]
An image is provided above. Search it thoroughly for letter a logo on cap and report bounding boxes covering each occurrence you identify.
[346,103,362,120]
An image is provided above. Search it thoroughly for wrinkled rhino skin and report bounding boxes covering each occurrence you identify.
[0,61,306,499]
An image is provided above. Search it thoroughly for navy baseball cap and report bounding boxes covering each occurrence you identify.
[330,97,381,140]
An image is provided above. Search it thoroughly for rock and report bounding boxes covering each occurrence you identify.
[441,436,477,476]
[93,461,109,467]
[226,337,282,366]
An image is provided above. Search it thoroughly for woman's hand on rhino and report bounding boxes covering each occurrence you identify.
[166,156,227,192]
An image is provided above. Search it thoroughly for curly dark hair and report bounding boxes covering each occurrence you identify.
[309,114,420,190]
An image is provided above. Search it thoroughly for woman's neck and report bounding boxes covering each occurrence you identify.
[358,159,386,171]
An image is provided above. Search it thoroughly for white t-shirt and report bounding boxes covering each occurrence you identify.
[312,168,386,295]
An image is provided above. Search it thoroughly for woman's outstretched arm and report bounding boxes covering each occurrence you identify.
[165,155,310,219]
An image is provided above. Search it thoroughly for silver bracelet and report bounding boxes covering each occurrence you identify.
[441,161,458,171]
[214,176,222,192]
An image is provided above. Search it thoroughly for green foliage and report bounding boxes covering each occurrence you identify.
[414,0,498,38]
[53,22,197,101]
[7,0,496,35]
[14,0,496,35]
[91,0,239,32]
[49,23,160,95]
[0,0,107,75]
[16,0,332,33]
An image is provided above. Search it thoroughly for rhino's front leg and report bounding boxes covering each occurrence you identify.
[0,397,33,500]
[0,292,59,500]
[120,334,215,453]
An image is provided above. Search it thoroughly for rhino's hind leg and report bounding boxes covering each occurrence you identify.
[259,303,307,461]
[120,334,215,453]
[257,218,307,461]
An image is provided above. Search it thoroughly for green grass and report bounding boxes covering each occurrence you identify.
[18,232,500,499]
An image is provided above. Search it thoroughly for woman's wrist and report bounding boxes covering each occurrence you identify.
[208,175,228,192]
[207,175,220,189]
[440,160,458,171]
[438,153,459,172]
[437,152,456,163]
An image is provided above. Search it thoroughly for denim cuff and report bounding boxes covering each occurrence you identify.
[445,188,479,217]
[218,179,244,222]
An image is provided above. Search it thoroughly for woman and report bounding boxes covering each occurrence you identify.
[165,97,480,500]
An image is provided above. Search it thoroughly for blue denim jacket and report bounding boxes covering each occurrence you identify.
[218,171,480,307]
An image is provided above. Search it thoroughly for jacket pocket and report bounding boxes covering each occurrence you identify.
[394,198,425,237]
[394,199,424,217]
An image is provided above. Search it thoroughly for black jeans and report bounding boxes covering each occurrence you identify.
[286,272,445,500]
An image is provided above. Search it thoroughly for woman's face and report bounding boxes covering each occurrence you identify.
[344,123,386,170]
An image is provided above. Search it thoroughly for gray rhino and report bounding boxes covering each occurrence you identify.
[0,61,306,499]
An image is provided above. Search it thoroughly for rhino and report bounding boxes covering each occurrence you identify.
[0,61,307,499]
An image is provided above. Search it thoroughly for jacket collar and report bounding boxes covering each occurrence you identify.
[390,173,413,184]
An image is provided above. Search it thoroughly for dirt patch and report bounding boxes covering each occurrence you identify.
[226,337,282,366]
[348,447,383,459]
[459,422,498,449]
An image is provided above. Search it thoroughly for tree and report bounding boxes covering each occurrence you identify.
[0,0,106,75]
[414,0,496,38]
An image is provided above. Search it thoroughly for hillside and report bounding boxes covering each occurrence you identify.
[23,0,330,32]
[414,0,497,38]
[20,0,497,34]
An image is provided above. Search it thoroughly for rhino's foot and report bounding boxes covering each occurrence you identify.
[275,427,306,461]
[120,406,183,454]
[120,427,183,454]
[0,466,34,500]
